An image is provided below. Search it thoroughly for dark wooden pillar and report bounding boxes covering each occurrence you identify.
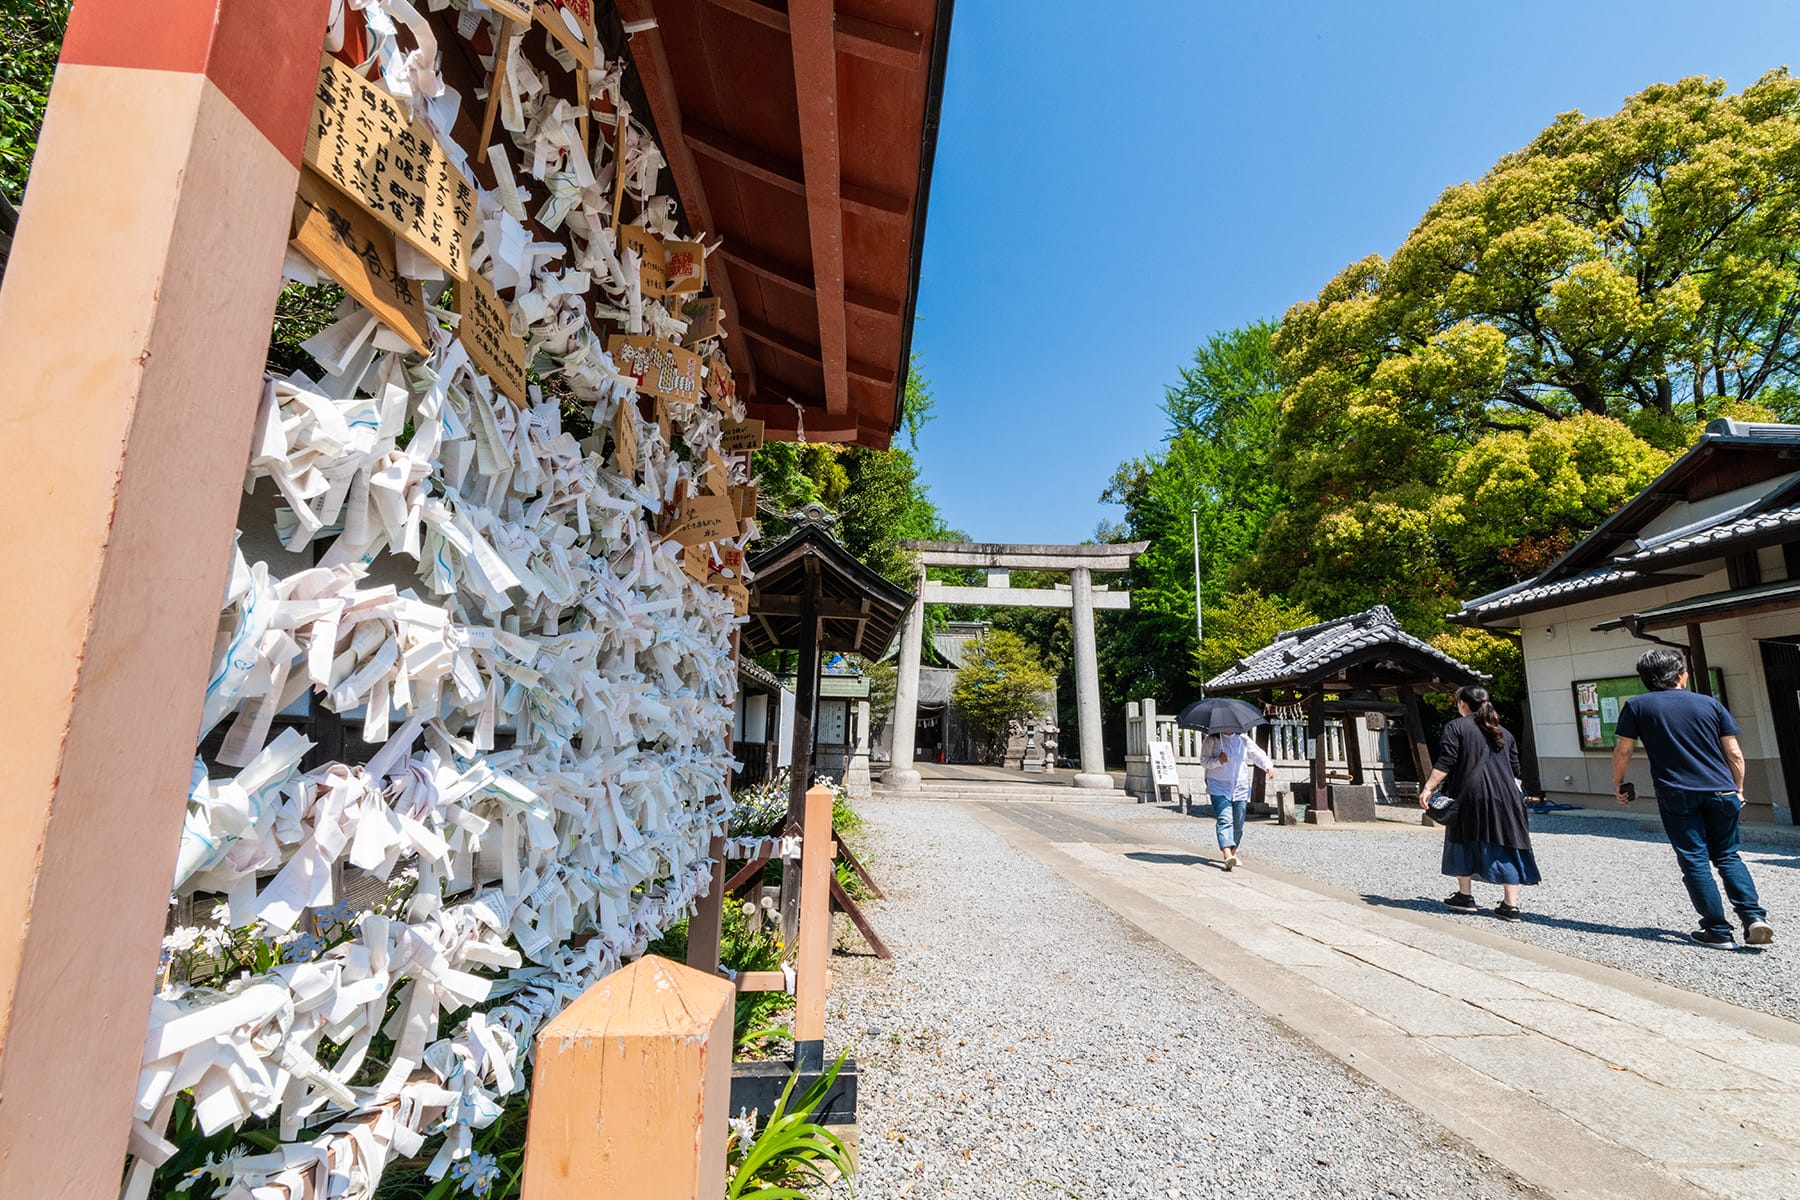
[1342,713,1365,785]
[1251,689,1273,808]
[1399,686,1435,783]
[1686,622,1713,698]
[1307,692,1328,811]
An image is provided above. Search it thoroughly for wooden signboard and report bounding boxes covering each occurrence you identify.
[654,396,673,441]
[306,56,476,280]
[619,225,667,296]
[676,296,721,346]
[608,335,703,404]
[455,272,529,406]
[708,547,744,583]
[291,168,431,355]
[487,0,532,20]
[705,353,735,406]
[719,418,763,455]
[613,402,640,480]
[668,488,739,547]
[733,485,758,523]
[533,0,598,69]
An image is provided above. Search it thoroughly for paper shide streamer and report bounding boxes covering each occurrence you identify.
[127,4,763,1197]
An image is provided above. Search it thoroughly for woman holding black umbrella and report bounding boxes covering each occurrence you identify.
[1179,697,1274,871]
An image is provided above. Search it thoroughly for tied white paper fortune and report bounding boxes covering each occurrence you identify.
[134,4,756,1195]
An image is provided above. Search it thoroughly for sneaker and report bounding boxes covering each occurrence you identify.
[1494,902,1523,923]
[1691,928,1738,949]
[1222,856,1236,872]
[1746,919,1775,946]
[1444,892,1477,911]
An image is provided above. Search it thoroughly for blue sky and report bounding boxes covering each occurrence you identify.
[907,0,1800,544]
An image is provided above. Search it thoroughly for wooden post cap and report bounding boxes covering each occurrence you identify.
[523,955,736,1199]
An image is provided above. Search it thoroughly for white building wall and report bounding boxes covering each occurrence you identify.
[1519,563,1795,822]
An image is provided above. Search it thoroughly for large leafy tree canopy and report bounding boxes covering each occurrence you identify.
[1241,72,1798,630]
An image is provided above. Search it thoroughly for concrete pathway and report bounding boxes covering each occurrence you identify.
[971,800,1800,1200]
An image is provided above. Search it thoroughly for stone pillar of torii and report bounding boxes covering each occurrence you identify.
[884,541,1148,790]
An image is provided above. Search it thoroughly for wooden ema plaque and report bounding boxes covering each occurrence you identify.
[705,353,735,406]
[732,484,758,523]
[668,488,739,547]
[608,335,702,404]
[719,418,763,455]
[677,295,721,346]
[613,402,640,480]
[619,226,705,298]
[455,271,529,406]
[291,168,430,355]
[534,0,598,69]
[305,56,476,280]
[487,0,531,20]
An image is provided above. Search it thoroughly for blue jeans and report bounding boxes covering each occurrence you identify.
[1212,793,1247,850]
[1657,790,1766,935]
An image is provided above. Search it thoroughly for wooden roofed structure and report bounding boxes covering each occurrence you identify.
[1207,606,1487,816]
[617,0,953,448]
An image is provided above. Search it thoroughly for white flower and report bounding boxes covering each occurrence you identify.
[210,901,231,922]
[162,927,201,954]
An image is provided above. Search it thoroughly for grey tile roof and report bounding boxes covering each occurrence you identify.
[1206,605,1485,691]
[1460,566,1651,619]
[1615,503,1800,566]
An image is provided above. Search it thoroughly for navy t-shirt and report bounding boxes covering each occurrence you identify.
[1614,689,1742,797]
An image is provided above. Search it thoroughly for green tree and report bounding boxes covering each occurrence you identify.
[0,0,69,202]
[1245,72,1800,630]
[951,629,1057,763]
[1193,590,1317,685]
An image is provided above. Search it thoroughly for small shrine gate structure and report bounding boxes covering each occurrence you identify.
[885,540,1148,790]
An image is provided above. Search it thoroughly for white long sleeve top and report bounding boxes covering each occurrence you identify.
[1201,732,1273,803]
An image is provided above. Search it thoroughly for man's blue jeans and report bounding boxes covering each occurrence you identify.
[1657,790,1766,935]
[1211,793,1247,850]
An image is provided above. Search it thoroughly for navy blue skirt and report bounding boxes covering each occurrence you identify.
[1442,839,1541,886]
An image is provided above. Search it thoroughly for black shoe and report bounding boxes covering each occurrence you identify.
[1691,928,1738,949]
[1444,892,1477,911]
[1494,902,1523,922]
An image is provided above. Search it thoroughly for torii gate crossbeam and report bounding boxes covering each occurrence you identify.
[885,540,1148,790]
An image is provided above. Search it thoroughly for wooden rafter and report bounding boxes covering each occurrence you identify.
[616,3,758,396]
[705,0,921,71]
[686,120,908,223]
[718,245,902,320]
[740,320,895,387]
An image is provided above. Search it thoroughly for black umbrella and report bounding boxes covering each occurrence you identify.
[1175,696,1267,734]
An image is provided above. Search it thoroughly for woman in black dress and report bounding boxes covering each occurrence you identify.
[1417,685,1540,921]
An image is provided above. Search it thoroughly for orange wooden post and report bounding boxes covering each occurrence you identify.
[792,782,835,1071]
[522,956,736,1200]
[0,2,326,1194]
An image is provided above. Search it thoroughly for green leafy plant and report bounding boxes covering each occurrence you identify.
[726,1051,855,1199]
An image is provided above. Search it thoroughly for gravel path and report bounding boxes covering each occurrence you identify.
[1077,800,1800,1024]
[828,796,1538,1200]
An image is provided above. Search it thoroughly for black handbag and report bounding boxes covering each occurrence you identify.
[1426,792,1461,825]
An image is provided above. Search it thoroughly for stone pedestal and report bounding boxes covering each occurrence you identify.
[1277,789,1300,826]
[1305,807,1337,825]
[1329,783,1379,823]
[1073,773,1115,790]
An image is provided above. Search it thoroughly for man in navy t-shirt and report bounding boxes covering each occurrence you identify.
[1612,647,1773,948]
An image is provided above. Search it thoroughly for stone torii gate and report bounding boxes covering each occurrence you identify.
[884,540,1148,790]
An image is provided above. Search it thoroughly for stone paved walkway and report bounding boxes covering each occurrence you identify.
[971,800,1800,1200]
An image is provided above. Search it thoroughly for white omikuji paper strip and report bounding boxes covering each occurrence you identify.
[131,5,759,1197]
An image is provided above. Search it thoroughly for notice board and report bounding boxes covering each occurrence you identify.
[1573,670,1727,750]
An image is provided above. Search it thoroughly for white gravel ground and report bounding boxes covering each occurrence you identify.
[1080,799,1800,1023]
[828,796,1538,1200]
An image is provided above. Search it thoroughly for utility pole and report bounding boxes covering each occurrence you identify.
[1190,504,1205,695]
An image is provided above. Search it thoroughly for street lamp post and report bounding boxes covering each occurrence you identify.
[1190,504,1204,696]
